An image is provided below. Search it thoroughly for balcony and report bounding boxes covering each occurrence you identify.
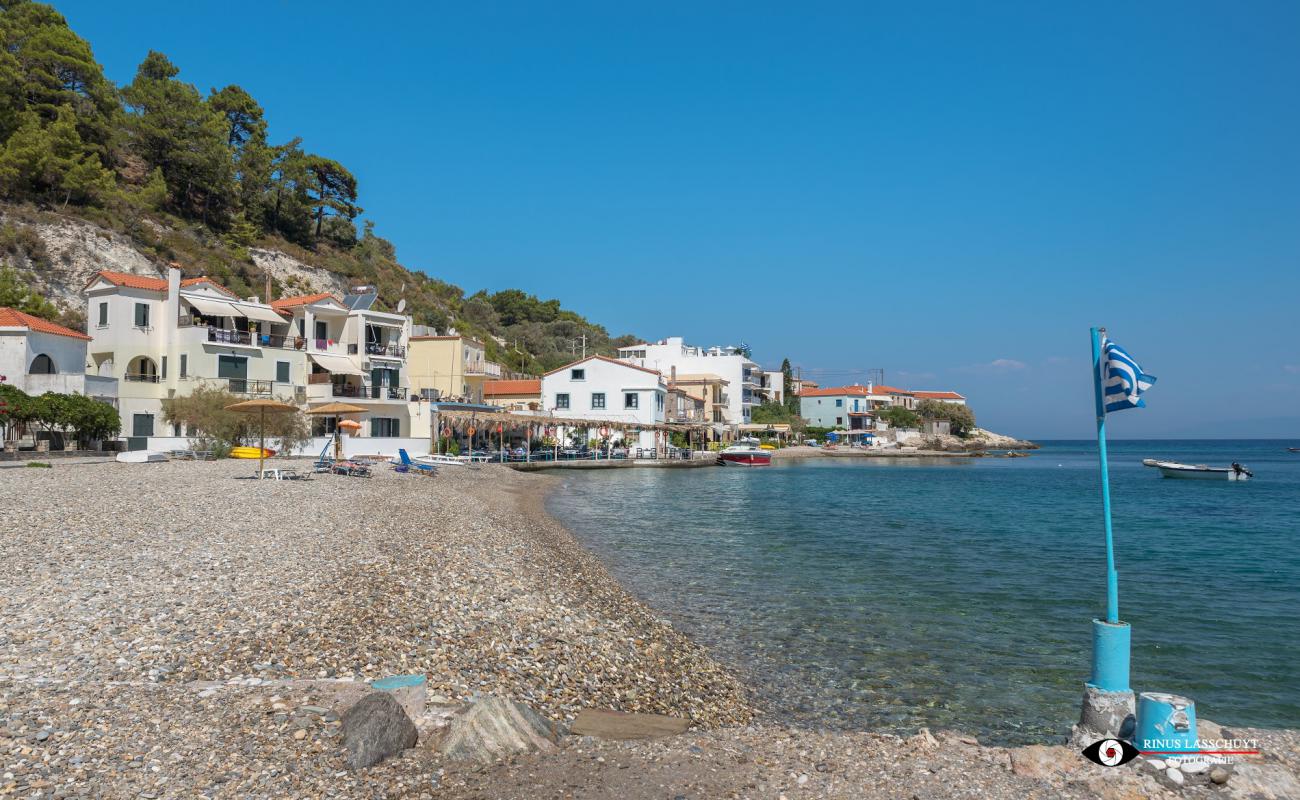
[331,383,408,401]
[348,342,406,358]
[464,361,486,376]
[124,373,161,383]
[206,327,305,349]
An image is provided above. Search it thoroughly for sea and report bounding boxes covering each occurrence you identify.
[546,440,1300,744]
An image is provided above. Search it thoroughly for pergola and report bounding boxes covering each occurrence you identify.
[431,408,710,460]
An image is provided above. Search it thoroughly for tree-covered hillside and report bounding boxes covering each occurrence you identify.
[0,0,636,373]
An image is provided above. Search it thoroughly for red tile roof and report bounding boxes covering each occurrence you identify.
[270,292,338,309]
[484,379,541,396]
[799,385,890,398]
[543,354,664,378]
[913,390,965,400]
[0,307,91,340]
[88,270,239,298]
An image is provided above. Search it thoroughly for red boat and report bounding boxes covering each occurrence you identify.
[718,442,772,466]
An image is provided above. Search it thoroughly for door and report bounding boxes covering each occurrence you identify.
[218,355,248,393]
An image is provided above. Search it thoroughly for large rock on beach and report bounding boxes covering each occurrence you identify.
[437,695,558,764]
[341,691,419,770]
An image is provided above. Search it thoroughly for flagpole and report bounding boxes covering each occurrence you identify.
[1091,326,1119,624]
[1086,326,1131,698]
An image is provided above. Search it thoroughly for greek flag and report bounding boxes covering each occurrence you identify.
[1102,338,1156,413]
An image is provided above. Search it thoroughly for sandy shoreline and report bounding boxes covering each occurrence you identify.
[2,458,1296,798]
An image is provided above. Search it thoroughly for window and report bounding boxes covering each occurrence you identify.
[132,413,155,437]
[555,393,570,409]
[656,393,664,411]
[835,398,843,407]
[314,320,327,340]
[370,417,401,437]
[179,354,187,378]
[276,361,290,384]
[134,302,150,328]
[591,392,606,409]
[161,356,167,379]
[624,392,639,409]
[571,368,585,380]
[217,355,246,378]
[836,416,842,425]
[97,302,108,327]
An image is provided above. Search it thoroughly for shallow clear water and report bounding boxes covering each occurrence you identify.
[547,440,1300,743]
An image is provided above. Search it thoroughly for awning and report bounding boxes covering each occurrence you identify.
[308,352,365,376]
[232,303,288,325]
[184,296,241,317]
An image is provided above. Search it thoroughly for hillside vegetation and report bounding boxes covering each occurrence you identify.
[0,0,636,372]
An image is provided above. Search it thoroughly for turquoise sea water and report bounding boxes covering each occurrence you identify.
[546,440,1300,743]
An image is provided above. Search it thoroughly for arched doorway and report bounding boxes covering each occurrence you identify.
[127,356,159,382]
[28,354,56,374]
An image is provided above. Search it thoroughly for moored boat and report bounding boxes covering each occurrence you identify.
[718,441,772,466]
[1143,459,1252,481]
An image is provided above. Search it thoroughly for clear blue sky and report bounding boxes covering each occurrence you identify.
[57,1,1300,438]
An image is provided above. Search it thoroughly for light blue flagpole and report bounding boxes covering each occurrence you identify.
[1088,326,1130,694]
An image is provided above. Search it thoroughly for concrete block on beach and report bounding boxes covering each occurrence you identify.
[341,692,419,770]
[371,673,428,721]
[570,708,690,740]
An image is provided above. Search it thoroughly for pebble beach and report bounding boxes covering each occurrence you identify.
[2,458,1297,799]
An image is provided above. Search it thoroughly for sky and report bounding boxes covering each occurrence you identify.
[55,1,1300,438]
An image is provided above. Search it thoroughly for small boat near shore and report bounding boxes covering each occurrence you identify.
[718,441,772,466]
[1142,459,1253,481]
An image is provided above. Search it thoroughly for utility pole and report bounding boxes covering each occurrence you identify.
[581,334,587,358]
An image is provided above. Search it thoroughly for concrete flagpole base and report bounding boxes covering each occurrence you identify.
[1071,619,1136,747]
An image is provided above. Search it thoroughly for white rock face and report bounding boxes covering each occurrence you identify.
[249,248,348,297]
[2,213,163,309]
[0,210,350,314]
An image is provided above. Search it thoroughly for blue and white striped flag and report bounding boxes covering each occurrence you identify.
[1102,338,1156,413]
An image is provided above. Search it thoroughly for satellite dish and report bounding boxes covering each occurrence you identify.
[396,298,407,313]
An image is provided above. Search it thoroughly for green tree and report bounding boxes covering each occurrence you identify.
[121,50,234,224]
[302,155,359,241]
[208,84,271,214]
[780,358,799,414]
[0,105,111,205]
[0,264,59,319]
[878,405,921,430]
[917,398,976,436]
[0,1,119,153]
[162,385,308,455]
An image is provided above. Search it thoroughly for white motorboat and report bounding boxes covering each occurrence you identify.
[1143,459,1252,481]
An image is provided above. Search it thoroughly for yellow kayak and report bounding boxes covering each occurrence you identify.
[230,446,276,459]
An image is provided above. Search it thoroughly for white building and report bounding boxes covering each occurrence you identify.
[540,355,666,450]
[269,292,414,438]
[0,307,117,405]
[84,269,418,450]
[798,384,904,429]
[617,337,761,427]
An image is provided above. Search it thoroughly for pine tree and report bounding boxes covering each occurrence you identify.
[121,50,234,224]
[0,1,118,155]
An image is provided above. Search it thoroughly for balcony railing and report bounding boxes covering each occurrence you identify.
[331,383,408,400]
[206,327,304,349]
[307,373,332,385]
[226,379,274,395]
[124,373,160,383]
[347,343,406,358]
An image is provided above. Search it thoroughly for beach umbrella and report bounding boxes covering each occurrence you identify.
[307,401,366,460]
[224,398,300,477]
